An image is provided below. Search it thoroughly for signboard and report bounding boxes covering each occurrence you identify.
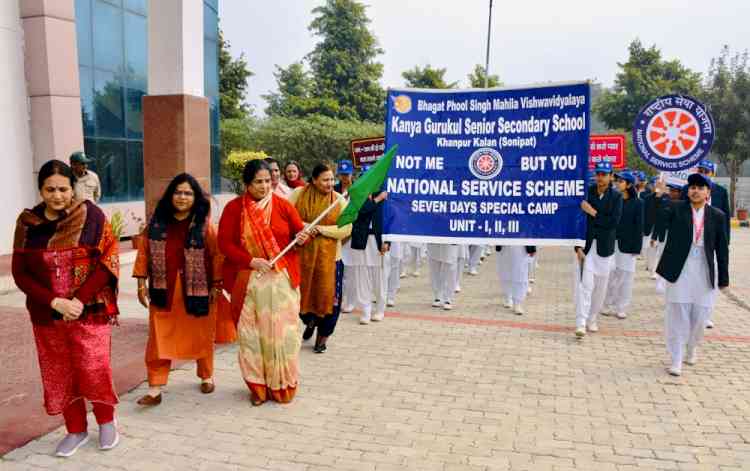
[350,137,385,167]
[660,167,697,188]
[589,134,625,169]
[632,94,714,171]
[383,82,591,246]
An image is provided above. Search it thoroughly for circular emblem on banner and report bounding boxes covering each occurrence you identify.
[632,94,714,171]
[392,95,412,114]
[468,148,503,180]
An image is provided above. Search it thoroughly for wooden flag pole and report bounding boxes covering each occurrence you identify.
[255,192,348,278]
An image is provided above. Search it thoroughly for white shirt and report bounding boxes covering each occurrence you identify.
[74,170,101,203]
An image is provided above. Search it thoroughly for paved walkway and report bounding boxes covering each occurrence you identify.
[3,231,750,470]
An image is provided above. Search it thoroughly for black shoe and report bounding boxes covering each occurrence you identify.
[302,323,315,341]
[313,343,327,354]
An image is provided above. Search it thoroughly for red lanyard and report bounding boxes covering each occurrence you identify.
[692,208,705,245]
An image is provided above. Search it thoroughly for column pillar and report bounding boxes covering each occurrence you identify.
[20,0,84,169]
[143,0,209,217]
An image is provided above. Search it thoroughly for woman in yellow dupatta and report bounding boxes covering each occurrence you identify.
[289,163,352,353]
[218,160,309,405]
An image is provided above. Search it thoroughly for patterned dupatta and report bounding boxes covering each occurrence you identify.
[240,193,289,275]
[147,213,210,316]
[13,200,120,321]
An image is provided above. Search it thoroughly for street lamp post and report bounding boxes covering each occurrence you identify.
[484,0,494,88]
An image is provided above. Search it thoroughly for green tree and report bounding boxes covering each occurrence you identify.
[402,65,457,89]
[219,29,254,120]
[467,64,501,88]
[594,39,702,132]
[702,46,750,214]
[263,62,343,118]
[307,0,386,122]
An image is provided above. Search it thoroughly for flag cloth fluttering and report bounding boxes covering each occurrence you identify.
[336,145,398,227]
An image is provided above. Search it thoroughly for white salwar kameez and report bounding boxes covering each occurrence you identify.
[342,235,386,321]
[384,241,403,303]
[664,207,716,370]
[427,244,458,305]
[574,241,613,329]
[496,246,530,305]
[603,243,637,316]
[453,245,470,292]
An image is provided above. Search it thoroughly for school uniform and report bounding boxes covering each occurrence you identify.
[467,245,484,275]
[384,241,403,306]
[604,195,644,318]
[574,183,623,332]
[404,242,426,276]
[427,244,459,309]
[656,199,728,374]
[341,198,386,323]
[496,245,536,314]
[453,245,470,292]
[643,192,669,273]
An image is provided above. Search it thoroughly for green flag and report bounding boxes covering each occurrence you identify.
[336,145,398,227]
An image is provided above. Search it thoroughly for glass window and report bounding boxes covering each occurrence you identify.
[204,0,219,15]
[124,0,147,14]
[94,69,125,137]
[75,0,93,66]
[124,12,147,77]
[210,145,222,193]
[203,38,219,102]
[93,0,123,72]
[127,142,144,199]
[203,3,218,41]
[97,140,128,202]
[79,66,95,137]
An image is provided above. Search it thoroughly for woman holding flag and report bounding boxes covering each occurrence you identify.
[290,164,352,353]
[218,159,309,405]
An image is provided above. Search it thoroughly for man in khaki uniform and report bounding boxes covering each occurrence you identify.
[70,151,101,203]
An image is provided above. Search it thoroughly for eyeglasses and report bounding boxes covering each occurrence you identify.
[174,191,194,197]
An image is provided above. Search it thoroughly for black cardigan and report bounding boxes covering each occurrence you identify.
[583,184,623,257]
[616,196,644,254]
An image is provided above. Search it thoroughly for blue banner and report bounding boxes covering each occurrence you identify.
[383,82,591,246]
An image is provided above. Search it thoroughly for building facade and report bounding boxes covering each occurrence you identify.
[0,0,220,255]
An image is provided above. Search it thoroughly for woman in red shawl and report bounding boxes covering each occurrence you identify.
[12,160,120,457]
[218,159,309,405]
[284,160,306,189]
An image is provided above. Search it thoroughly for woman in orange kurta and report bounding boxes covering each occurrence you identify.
[133,173,223,406]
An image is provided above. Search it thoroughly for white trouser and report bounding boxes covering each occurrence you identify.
[528,255,537,280]
[429,259,457,304]
[346,265,386,317]
[342,264,356,311]
[468,245,483,271]
[650,241,665,275]
[454,257,466,290]
[574,257,610,328]
[665,303,711,368]
[385,253,401,300]
[604,268,635,314]
[406,245,425,273]
[502,281,528,305]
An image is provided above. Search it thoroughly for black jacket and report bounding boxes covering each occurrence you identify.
[616,196,644,254]
[651,194,675,243]
[495,246,536,255]
[681,182,731,244]
[643,191,668,236]
[655,200,729,288]
[583,184,623,257]
[349,196,383,251]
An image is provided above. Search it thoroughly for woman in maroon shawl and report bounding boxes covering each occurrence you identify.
[12,160,120,457]
[284,161,306,189]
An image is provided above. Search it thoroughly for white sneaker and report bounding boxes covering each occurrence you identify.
[575,327,586,338]
[386,299,395,307]
[371,312,384,322]
[685,348,698,366]
[455,286,462,293]
[342,305,354,314]
[468,269,479,276]
[616,312,627,320]
[529,278,536,284]
[587,322,599,333]
[667,366,682,377]
[443,302,453,311]
[527,286,532,295]
[513,303,524,315]
[650,273,658,280]
[399,272,407,279]
[412,271,421,277]
[600,307,614,317]
[705,319,714,329]
[431,299,442,308]
[502,299,512,309]
[55,433,89,458]
[359,312,371,324]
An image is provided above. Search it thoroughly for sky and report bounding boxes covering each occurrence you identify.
[219,0,750,116]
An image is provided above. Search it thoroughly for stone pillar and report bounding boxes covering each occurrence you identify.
[143,0,209,217]
[20,0,84,169]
